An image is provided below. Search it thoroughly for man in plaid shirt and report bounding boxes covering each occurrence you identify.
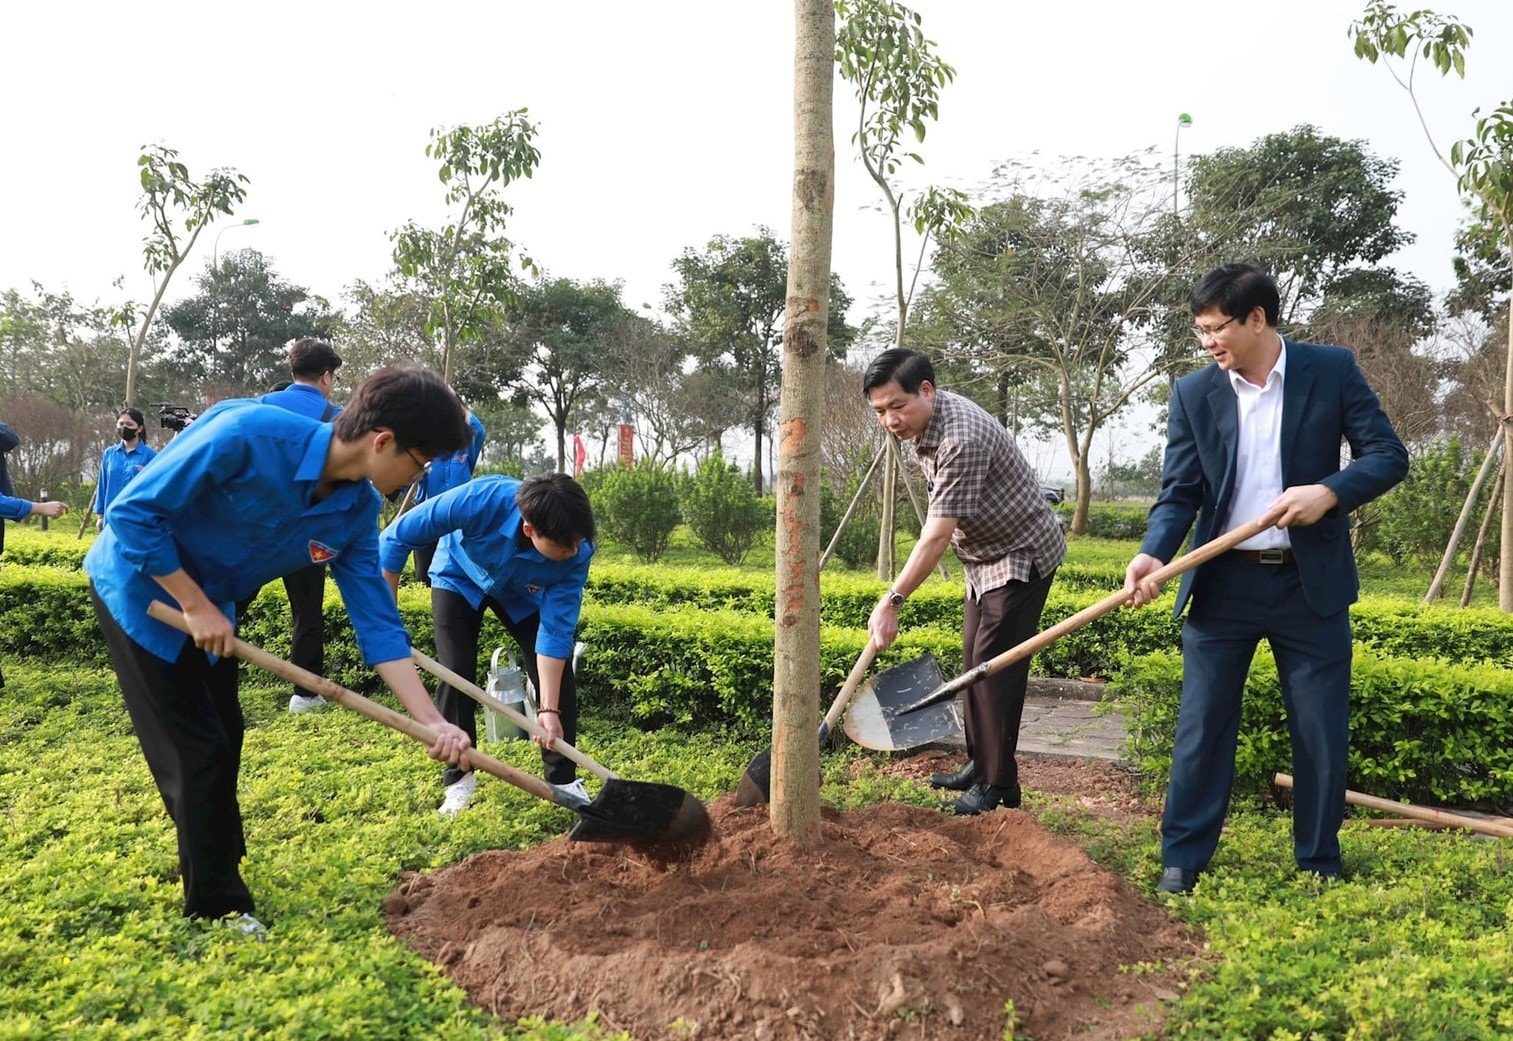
[863,348,1066,815]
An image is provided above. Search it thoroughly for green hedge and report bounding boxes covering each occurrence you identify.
[1113,646,1513,807]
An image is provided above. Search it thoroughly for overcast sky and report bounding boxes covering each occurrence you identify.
[3,0,1510,478]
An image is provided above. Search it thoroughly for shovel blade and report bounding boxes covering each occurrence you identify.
[567,778,712,854]
[843,653,966,751]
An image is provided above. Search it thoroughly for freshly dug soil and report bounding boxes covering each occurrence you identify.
[385,754,1199,1040]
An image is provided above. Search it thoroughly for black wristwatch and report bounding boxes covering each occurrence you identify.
[886,589,907,608]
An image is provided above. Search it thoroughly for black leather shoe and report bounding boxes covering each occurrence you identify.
[1156,867,1199,894]
[945,781,1021,816]
[930,759,977,791]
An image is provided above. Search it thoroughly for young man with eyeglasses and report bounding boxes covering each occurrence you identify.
[256,337,345,713]
[1123,263,1408,895]
[84,365,474,935]
[95,408,158,531]
[379,473,596,816]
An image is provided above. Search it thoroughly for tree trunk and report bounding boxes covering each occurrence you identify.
[1462,462,1504,608]
[1425,428,1502,603]
[771,0,834,847]
[1502,288,1513,612]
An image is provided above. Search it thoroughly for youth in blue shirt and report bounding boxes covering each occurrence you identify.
[410,405,487,586]
[253,337,344,713]
[84,365,474,930]
[0,489,68,690]
[94,408,157,532]
[380,473,595,814]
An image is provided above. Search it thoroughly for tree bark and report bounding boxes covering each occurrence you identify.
[1502,288,1513,612]
[771,0,834,846]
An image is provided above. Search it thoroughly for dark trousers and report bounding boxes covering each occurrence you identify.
[413,542,438,587]
[430,586,579,786]
[961,566,1056,789]
[282,563,327,698]
[90,585,255,920]
[235,564,327,702]
[1163,554,1352,874]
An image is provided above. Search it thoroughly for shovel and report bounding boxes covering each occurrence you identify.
[147,601,712,853]
[732,639,879,806]
[844,507,1288,752]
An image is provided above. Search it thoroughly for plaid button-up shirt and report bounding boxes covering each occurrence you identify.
[914,390,1066,598]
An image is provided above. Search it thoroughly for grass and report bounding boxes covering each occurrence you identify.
[2,520,1512,1038]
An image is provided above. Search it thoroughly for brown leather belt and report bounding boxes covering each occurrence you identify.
[1232,548,1294,565]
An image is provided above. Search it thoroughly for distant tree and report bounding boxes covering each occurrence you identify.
[389,111,541,385]
[1351,2,1513,606]
[158,250,338,396]
[665,228,854,493]
[0,285,136,414]
[500,276,630,473]
[337,279,438,372]
[913,158,1189,532]
[1185,125,1412,325]
[123,144,249,407]
[0,391,102,498]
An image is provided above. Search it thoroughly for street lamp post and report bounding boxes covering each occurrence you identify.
[1173,113,1193,218]
[211,218,260,354]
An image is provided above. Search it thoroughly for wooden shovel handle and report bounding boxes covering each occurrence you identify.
[146,600,572,808]
[411,648,618,781]
[1274,772,1513,839]
[907,506,1289,713]
[821,640,881,734]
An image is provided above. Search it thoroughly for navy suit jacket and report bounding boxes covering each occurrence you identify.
[1141,339,1408,619]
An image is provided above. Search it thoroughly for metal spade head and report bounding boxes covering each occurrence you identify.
[842,653,967,752]
[567,778,713,855]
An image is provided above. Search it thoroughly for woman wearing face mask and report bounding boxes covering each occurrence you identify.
[95,408,157,532]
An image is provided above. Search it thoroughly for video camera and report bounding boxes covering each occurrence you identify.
[155,403,198,432]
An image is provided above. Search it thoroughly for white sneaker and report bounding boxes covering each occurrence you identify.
[288,693,326,714]
[438,772,478,817]
[551,778,590,807]
[572,641,586,672]
[225,913,267,940]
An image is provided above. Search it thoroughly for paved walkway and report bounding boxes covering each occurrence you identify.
[935,677,1128,763]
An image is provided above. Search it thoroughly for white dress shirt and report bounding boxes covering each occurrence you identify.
[1225,336,1290,550]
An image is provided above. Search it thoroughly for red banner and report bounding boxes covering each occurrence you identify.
[618,424,634,468]
[572,434,586,477]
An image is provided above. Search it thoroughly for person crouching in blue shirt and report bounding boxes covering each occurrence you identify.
[380,473,595,816]
[83,365,474,935]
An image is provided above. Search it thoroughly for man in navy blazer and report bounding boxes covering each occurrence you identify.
[1124,263,1408,894]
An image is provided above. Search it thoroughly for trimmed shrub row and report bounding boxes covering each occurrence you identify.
[1114,646,1513,807]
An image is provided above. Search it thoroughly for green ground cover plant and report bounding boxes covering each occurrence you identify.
[3,520,1512,1038]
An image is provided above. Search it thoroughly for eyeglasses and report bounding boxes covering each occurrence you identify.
[1191,316,1238,344]
[405,447,432,478]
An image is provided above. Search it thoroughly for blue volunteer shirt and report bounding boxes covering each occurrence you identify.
[84,399,410,665]
[379,475,591,661]
[414,412,486,504]
[259,382,342,421]
[0,494,32,521]
[96,440,158,517]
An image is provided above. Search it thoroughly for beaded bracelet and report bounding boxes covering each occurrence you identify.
[536,707,560,715]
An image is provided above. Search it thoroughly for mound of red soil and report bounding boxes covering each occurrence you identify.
[384,755,1199,1040]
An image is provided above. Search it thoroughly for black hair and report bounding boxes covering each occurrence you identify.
[862,348,936,396]
[331,365,471,455]
[517,473,596,546]
[1190,263,1280,327]
[288,338,344,380]
[116,407,147,427]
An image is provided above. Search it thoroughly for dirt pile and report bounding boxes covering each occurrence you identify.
[385,756,1199,1041]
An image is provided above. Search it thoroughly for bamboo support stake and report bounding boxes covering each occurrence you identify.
[1274,773,1513,839]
